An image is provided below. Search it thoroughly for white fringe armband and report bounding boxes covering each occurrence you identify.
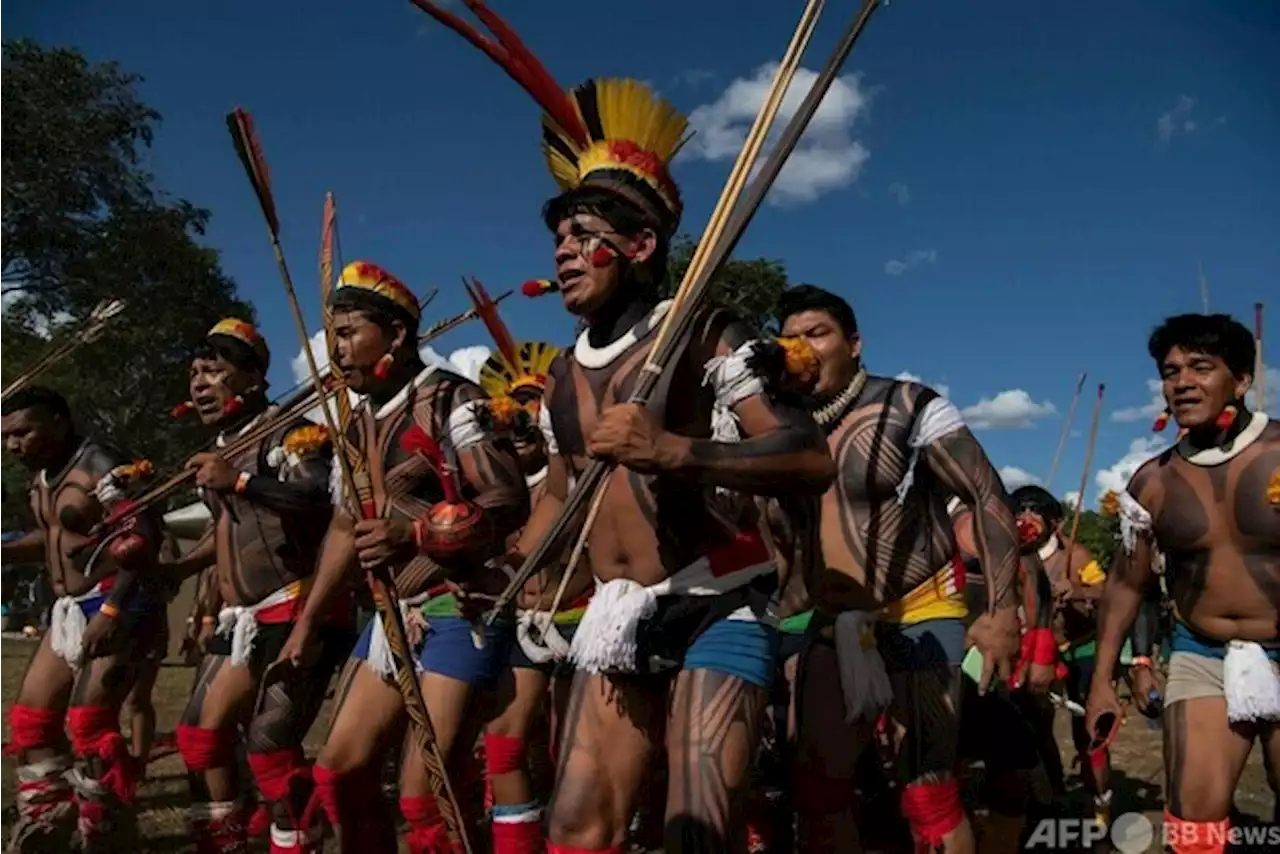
[1116,490,1153,554]
[448,398,488,450]
[896,397,966,503]
[538,403,559,457]
[702,340,767,444]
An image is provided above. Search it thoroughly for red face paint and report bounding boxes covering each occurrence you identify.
[589,244,615,268]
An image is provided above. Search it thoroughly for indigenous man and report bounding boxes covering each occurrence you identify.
[467,284,589,854]
[2,386,163,851]
[777,285,1025,854]
[301,261,529,853]
[950,493,1057,854]
[1008,484,1122,826]
[416,6,835,852]
[163,319,351,854]
[1087,313,1279,854]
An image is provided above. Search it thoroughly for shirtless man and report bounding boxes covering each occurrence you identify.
[1087,313,1279,854]
[1008,484,1122,826]
[2,386,163,852]
[298,261,528,853]
[951,494,1057,854]
[777,285,1024,854]
[162,319,352,854]
[466,292,590,854]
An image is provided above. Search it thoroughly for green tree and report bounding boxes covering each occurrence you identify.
[1060,503,1121,571]
[661,234,792,333]
[2,40,252,529]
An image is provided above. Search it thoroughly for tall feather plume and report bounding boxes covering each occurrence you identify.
[463,276,519,369]
[226,108,280,236]
[319,192,352,434]
[408,1,588,151]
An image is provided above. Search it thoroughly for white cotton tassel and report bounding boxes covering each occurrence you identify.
[266,446,286,470]
[368,601,422,679]
[1116,491,1152,555]
[569,579,658,674]
[835,611,894,724]
[50,597,87,667]
[217,608,259,668]
[703,342,765,497]
[1223,641,1280,723]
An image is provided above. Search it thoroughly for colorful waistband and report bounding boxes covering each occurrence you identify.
[778,609,813,635]
[1171,621,1280,661]
[879,558,968,626]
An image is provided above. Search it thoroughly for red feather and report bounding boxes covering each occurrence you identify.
[399,426,459,503]
[226,107,280,236]
[408,1,588,148]
[463,276,520,370]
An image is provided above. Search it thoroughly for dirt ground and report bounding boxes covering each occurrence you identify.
[1,637,1275,853]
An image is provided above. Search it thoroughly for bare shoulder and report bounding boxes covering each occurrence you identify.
[1127,448,1176,508]
[79,439,127,480]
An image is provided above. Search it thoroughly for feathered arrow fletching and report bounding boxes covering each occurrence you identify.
[463,276,519,370]
[226,108,280,237]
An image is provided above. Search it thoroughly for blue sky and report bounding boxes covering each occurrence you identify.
[10,0,1278,505]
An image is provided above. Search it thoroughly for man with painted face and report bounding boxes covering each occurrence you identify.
[163,319,350,854]
[415,6,834,852]
[299,261,529,854]
[1086,313,1279,854]
[1008,484,1121,827]
[777,285,1024,854]
[465,282,592,854]
[2,386,163,852]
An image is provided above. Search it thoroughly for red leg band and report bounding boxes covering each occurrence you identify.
[1089,746,1108,775]
[176,724,236,773]
[9,704,64,751]
[314,764,395,854]
[485,734,528,777]
[401,795,460,854]
[247,748,307,803]
[67,704,137,803]
[900,779,964,848]
[493,817,544,854]
[1164,809,1230,854]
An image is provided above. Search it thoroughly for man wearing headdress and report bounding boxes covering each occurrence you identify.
[414,6,835,852]
[1087,313,1279,854]
[776,284,1025,854]
[293,261,529,854]
[2,386,163,852]
[159,319,352,854]
[463,279,592,854]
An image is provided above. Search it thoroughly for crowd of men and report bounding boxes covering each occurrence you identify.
[3,3,1277,853]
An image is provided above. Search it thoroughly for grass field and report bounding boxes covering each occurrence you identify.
[1,637,1275,852]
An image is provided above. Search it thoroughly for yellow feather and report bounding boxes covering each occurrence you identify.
[480,341,560,398]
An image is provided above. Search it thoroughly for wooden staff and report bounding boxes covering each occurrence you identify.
[3,299,128,401]
[1061,383,1105,587]
[490,0,885,617]
[1255,303,1266,413]
[1046,372,1087,491]
[226,108,472,852]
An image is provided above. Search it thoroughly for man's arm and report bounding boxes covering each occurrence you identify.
[1091,468,1158,687]
[648,321,834,496]
[239,431,334,515]
[924,428,1021,613]
[448,386,531,554]
[1020,551,1055,630]
[1129,573,1163,658]
[292,510,356,627]
[157,523,217,583]
[1,530,45,565]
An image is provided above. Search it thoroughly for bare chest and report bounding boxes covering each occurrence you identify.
[1151,444,1280,554]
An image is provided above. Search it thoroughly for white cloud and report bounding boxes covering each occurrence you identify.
[1246,365,1280,415]
[999,466,1042,491]
[884,248,937,277]
[683,62,871,205]
[888,181,911,206]
[1156,95,1198,143]
[1111,378,1164,423]
[893,370,950,401]
[1063,490,1081,508]
[960,389,1056,430]
[1095,436,1170,498]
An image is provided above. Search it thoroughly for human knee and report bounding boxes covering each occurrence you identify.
[547,787,619,850]
[9,704,66,753]
[175,723,237,774]
[246,747,308,805]
[900,777,965,847]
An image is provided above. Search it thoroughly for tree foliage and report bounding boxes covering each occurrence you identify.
[661,234,793,334]
[1060,503,1121,571]
[2,40,252,529]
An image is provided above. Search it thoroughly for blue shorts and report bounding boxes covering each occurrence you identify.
[683,617,780,689]
[351,615,513,686]
[876,618,966,672]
